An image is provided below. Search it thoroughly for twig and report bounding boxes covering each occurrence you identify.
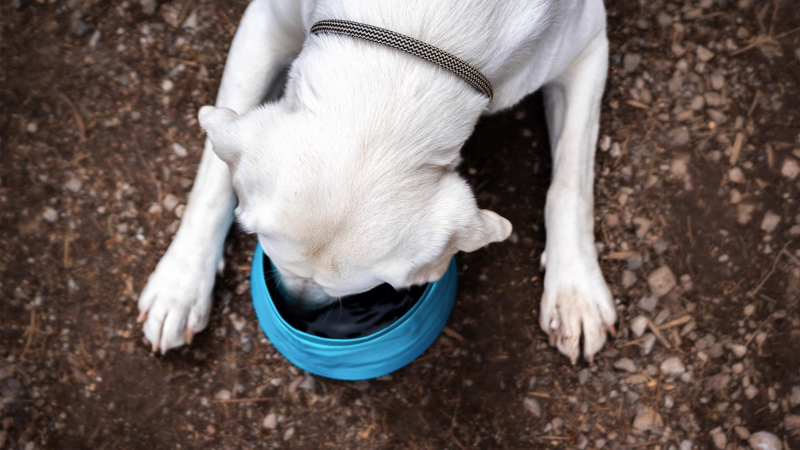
[745,314,773,348]
[212,397,275,404]
[19,309,37,361]
[747,241,790,297]
[449,429,467,450]
[781,248,800,268]
[56,93,87,142]
[537,435,568,441]
[647,319,671,349]
[658,315,692,330]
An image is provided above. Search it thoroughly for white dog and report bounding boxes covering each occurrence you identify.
[138,0,616,364]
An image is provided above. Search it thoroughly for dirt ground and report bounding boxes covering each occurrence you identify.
[2,0,800,449]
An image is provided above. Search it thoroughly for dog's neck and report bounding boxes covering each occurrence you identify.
[281,33,489,169]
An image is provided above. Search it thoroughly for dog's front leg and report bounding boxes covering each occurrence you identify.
[539,32,616,364]
[137,0,304,353]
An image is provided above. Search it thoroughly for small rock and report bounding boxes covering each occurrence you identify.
[26,122,38,133]
[551,417,564,434]
[744,304,756,316]
[613,357,638,373]
[711,430,727,449]
[262,413,278,430]
[633,216,652,239]
[730,188,742,204]
[633,406,663,432]
[638,294,659,313]
[680,440,693,450]
[738,204,756,224]
[578,369,590,385]
[785,415,800,435]
[162,194,179,211]
[283,426,295,441]
[760,211,780,233]
[734,426,751,440]
[65,172,83,193]
[140,0,158,15]
[623,53,642,72]
[622,270,638,289]
[729,167,746,184]
[642,334,657,355]
[730,344,747,358]
[627,254,643,271]
[523,397,542,417]
[711,73,725,90]
[745,385,758,399]
[161,79,174,92]
[697,46,715,62]
[749,431,782,450]
[173,143,188,157]
[214,389,231,401]
[182,10,198,29]
[43,207,58,222]
[648,266,677,297]
[660,356,686,376]
[790,386,800,407]
[71,19,92,37]
[782,158,800,180]
[89,30,101,48]
[299,374,315,391]
[631,316,649,337]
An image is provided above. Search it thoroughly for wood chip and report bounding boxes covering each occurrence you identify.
[729,132,743,165]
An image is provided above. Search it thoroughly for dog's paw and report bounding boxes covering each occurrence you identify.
[539,252,616,364]
[137,239,219,353]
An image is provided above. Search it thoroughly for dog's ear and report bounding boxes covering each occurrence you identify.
[435,174,512,253]
[198,106,242,165]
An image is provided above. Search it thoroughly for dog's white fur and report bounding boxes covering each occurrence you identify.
[138,0,616,364]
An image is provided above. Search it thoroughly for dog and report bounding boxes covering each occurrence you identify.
[137,0,616,364]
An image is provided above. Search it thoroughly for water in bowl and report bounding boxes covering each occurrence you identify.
[264,254,425,339]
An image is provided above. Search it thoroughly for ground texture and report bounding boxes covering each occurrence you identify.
[2,0,800,449]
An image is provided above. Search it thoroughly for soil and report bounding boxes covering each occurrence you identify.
[1,0,800,449]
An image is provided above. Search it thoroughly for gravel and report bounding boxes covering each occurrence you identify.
[749,431,783,450]
[613,358,637,373]
[761,211,781,233]
[647,265,676,297]
[660,356,686,376]
[523,397,542,417]
[262,413,277,430]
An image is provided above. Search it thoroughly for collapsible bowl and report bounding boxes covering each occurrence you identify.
[250,243,457,380]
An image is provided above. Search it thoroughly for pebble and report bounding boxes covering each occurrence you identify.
[642,334,657,355]
[738,204,755,224]
[613,357,637,373]
[626,253,643,271]
[523,397,542,417]
[622,270,638,289]
[632,406,663,431]
[638,294,659,313]
[781,158,799,180]
[578,369,590,385]
[214,388,231,401]
[760,211,780,233]
[730,188,741,204]
[162,194,179,211]
[660,356,685,376]
[262,413,277,430]
[730,344,747,358]
[43,207,58,222]
[744,304,756,316]
[140,0,158,15]
[664,395,674,409]
[734,426,751,440]
[71,19,92,37]
[745,385,758,399]
[728,167,746,184]
[26,122,38,133]
[711,429,727,449]
[283,426,295,441]
[732,362,744,374]
[785,415,800,434]
[647,266,677,297]
[551,417,564,434]
[623,53,642,72]
[790,386,800,407]
[173,143,188,157]
[630,316,649,337]
[697,46,715,62]
[161,79,174,92]
[633,216,651,239]
[749,431,782,450]
[65,172,83,193]
[299,374,315,391]
[680,440,693,450]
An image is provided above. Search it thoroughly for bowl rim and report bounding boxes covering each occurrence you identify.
[250,243,457,380]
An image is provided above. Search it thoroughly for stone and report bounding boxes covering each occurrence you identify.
[785,415,800,435]
[627,254,643,271]
[782,158,800,180]
[622,270,638,289]
[140,0,158,15]
[744,304,756,316]
[43,207,58,222]
[642,334,657,355]
[523,397,542,417]
[65,172,83,193]
[728,167,746,183]
[638,294,659,313]
[623,53,642,72]
[214,389,231,401]
[578,369,590,385]
[262,413,277,430]
[760,211,780,233]
[633,406,663,432]
[680,440,693,450]
[697,46,715,62]
[734,426,751,440]
[613,357,637,373]
[631,316,649,337]
[730,344,747,358]
[162,194,179,212]
[648,266,677,297]
[745,385,758,399]
[299,374,315,391]
[737,204,755,224]
[71,19,92,37]
[790,386,800,407]
[173,143,188,157]
[161,79,174,92]
[283,426,295,441]
[633,216,651,239]
[660,356,686,376]
[749,431,782,450]
[711,430,726,449]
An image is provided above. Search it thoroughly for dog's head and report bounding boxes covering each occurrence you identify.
[199,100,510,308]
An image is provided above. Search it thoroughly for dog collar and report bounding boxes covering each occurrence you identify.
[310,20,493,99]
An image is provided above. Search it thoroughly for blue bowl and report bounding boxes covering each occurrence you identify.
[250,243,457,380]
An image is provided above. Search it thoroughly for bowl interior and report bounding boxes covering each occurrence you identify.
[263,253,429,340]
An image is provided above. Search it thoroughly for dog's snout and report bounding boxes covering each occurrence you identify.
[280,276,333,310]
